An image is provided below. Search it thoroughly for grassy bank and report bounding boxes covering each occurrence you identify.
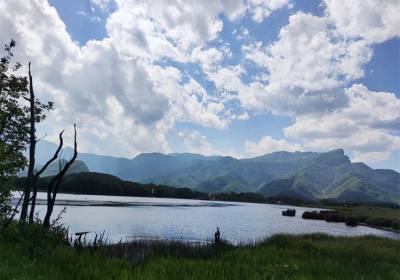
[0,224,399,279]
[300,205,400,230]
[329,205,400,230]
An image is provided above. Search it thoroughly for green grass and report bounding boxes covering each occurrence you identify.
[329,205,400,230]
[1,224,399,279]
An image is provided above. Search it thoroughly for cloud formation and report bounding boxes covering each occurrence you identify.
[245,136,303,155]
[0,0,398,165]
[284,85,400,161]
[179,130,241,158]
[242,12,372,115]
[324,0,400,44]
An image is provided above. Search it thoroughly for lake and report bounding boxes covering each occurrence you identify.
[26,192,400,243]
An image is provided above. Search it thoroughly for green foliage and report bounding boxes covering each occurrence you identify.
[0,40,53,220]
[0,40,29,218]
[301,206,400,230]
[330,205,400,230]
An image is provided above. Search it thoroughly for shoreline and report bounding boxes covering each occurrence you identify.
[11,191,400,234]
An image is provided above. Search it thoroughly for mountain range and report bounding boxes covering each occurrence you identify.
[19,159,89,177]
[31,140,400,204]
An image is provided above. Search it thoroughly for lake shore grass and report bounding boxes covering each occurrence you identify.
[1,222,399,279]
[299,204,400,231]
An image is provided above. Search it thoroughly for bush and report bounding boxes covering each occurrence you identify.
[324,212,345,223]
[302,211,324,220]
[345,217,358,226]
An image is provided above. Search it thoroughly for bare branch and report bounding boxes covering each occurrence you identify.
[1,193,24,235]
[20,61,36,224]
[28,130,65,223]
[34,130,64,180]
[35,133,48,143]
[43,124,78,228]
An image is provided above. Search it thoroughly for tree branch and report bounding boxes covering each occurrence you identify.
[43,124,78,228]
[28,130,65,223]
[34,130,64,180]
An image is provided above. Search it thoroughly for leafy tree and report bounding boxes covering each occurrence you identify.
[0,40,52,223]
[0,39,78,231]
[0,40,29,219]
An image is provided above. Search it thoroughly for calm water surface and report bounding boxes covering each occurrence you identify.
[27,192,399,243]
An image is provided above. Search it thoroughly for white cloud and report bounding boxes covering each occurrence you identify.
[105,0,246,61]
[284,84,400,162]
[238,10,400,163]
[236,12,375,117]
[76,11,101,22]
[235,27,250,40]
[352,151,392,163]
[179,130,242,157]
[237,112,250,120]
[191,46,227,71]
[179,131,215,155]
[147,66,231,129]
[249,0,292,23]
[91,0,113,12]
[1,0,398,165]
[244,12,372,91]
[245,136,303,155]
[0,0,238,157]
[324,0,400,44]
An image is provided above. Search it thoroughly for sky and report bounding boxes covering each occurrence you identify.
[1,0,399,170]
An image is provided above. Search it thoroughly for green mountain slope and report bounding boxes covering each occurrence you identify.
[196,175,248,193]
[32,141,400,203]
[41,159,89,177]
[19,160,89,177]
[258,151,399,204]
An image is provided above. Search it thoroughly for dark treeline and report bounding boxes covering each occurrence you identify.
[14,171,400,209]
[15,172,208,200]
[13,172,270,204]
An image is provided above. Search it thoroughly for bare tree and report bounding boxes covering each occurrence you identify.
[43,124,77,229]
[28,130,64,224]
[19,63,36,223]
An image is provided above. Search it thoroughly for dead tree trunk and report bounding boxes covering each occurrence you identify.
[20,62,35,223]
[43,124,77,229]
[28,130,64,223]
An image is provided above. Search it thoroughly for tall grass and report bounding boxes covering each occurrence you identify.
[1,222,399,280]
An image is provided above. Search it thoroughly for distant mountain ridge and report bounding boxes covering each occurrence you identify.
[19,159,89,177]
[32,141,400,204]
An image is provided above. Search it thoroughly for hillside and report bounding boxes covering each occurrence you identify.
[18,160,89,177]
[14,172,269,203]
[32,141,400,203]
[258,150,400,204]
[17,172,207,199]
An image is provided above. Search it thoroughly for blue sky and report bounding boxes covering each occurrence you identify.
[2,0,399,170]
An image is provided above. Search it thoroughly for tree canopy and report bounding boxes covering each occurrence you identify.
[0,40,52,218]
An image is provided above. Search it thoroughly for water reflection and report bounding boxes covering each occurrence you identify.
[26,192,400,243]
